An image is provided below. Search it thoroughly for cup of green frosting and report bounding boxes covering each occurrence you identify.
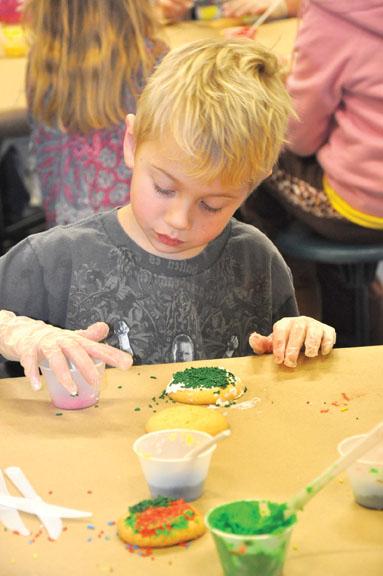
[205,500,296,576]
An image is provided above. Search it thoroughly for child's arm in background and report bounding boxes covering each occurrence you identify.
[249,316,336,367]
[223,0,300,20]
[0,310,132,393]
[155,0,192,22]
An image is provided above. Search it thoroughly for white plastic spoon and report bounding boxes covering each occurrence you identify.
[255,420,383,529]
[183,429,231,460]
[5,467,63,540]
[0,470,30,535]
[282,419,383,519]
[247,0,284,33]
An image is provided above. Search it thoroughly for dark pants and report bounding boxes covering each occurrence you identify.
[239,151,383,346]
[241,150,383,244]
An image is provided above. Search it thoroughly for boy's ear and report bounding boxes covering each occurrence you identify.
[123,114,136,169]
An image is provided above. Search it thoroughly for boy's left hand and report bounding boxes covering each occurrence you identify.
[249,316,336,367]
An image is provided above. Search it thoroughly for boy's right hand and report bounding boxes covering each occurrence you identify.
[0,311,132,394]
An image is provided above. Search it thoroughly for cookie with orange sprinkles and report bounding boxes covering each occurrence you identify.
[117,496,206,548]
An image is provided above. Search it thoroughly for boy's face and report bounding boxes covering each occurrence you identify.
[121,117,252,260]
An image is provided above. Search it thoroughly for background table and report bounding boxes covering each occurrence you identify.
[0,18,298,121]
[0,345,382,575]
[162,17,298,52]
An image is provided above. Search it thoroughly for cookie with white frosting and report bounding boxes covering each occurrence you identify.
[165,366,245,405]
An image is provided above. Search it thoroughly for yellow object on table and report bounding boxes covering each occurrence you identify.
[0,346,382,575]
[194,4,222,21]
[0,24,27,57]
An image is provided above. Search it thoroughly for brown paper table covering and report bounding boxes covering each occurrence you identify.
[0,345,382,575]
[0,18,298,121]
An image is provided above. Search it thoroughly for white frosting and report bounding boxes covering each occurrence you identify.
[209,395,260,410]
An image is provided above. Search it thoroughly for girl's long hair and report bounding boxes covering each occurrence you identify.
[23,0,164,133]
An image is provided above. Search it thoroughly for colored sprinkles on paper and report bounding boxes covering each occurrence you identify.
[319,392,355,414]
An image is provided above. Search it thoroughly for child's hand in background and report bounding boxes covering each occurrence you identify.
[223,0,287,19]
[249,316,336,367]
[222,25,256,39]
[156,0,192,22]
[0,311,132,393]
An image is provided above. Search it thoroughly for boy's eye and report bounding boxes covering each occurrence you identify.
[200,201,222,213]
[154,183,174,196]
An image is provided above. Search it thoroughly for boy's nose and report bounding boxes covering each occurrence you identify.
[164,200,192,231]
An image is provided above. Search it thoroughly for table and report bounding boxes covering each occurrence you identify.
[0,345,382,575]
[0,18,298,125]
[162,16,298,53]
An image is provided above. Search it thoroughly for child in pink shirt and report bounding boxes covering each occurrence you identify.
[243,0,383,243]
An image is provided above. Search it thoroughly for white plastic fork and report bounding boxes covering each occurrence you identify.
[5,466,63,540]
[0,469,30,535]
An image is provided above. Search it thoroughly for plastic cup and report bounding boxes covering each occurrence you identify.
[40,359,105,410]
[205,500,295,576]
[133,429,216,501]
[338,434,383,510]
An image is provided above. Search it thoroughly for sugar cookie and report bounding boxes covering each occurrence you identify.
[145,405,229,435]
[117,496,206,548]
[165,366,245,405]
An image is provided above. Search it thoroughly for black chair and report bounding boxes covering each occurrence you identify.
[0,114,47,254]
[0,203,46,255]
[0,112,47,376]
[274,220,383,346]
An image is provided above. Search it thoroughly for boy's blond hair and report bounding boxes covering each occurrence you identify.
[134,38,294,186]
[23,0,165,133]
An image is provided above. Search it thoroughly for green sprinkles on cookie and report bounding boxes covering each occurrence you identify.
[124,497,196,536]
[170,367,236,389]
[128,496,175,514]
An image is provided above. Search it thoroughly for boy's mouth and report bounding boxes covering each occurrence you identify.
[156,233,184,247]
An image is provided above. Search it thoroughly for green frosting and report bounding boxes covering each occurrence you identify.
[208,500,296,536]
[171,367,236,389]
[128,496,176,515]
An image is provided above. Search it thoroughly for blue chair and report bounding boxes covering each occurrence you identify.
[274,220,383,346]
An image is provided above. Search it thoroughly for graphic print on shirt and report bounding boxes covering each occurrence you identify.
[66,242,274,365]
[224,335,239,357]
[171,333,195,362]
[113,319,142,365]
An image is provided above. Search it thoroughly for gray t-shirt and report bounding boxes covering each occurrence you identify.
[0,210,298,364]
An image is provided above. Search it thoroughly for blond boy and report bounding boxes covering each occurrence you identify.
[0,39,335,393]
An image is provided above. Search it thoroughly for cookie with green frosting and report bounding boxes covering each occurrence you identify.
[165,366,245,405]
[117,496,206,547]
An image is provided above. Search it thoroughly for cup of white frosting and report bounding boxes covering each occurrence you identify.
[133,429,216,501]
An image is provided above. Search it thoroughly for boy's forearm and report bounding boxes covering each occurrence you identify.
[0,309,22,361]
[0,310,47,362]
